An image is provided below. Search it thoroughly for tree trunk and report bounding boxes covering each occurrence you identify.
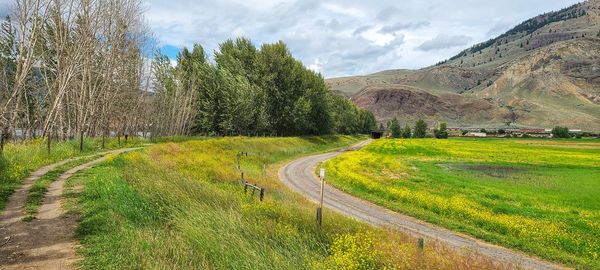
[47,133,51,155]
[79,130,84,152]
[101,129,106,149]
[0,132,4,154]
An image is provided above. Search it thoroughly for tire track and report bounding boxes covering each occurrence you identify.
[0,148,141,270]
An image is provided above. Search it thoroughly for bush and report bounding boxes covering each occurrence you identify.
[323,232,380,270]
[552,126,570,138]
[433,123,449,139]
[401,125,412,139]
[387,118,401,139]
[413,119,428,138]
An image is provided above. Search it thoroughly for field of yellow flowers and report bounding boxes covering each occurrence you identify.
[64,136,511,270]
[323,138,600,269]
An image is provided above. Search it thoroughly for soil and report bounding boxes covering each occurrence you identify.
[0,148,140,270]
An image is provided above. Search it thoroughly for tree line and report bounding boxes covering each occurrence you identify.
[0,0,152,151]
[385,118,448,139]
[0,0,376,153]
[151,38,376,137]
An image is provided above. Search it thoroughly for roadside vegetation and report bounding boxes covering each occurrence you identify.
[64,137,510,270]
[323,138,600,269]
[0,138,145,212]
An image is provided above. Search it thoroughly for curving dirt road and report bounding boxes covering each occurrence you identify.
[0,148,141,270]
[278,141,567,270]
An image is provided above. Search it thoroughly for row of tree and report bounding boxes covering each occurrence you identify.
[384,118,447,139]
[0,0,152,151]
[151,38,376,137]
[0,0,376,151]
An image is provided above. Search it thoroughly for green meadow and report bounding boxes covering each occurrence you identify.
[323,138,600,269]
[62,136,507,270]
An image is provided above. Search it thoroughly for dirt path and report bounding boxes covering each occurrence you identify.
[0,148,141,270]
[278,141,567,270]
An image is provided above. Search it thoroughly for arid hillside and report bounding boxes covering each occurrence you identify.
[327,0,600,130]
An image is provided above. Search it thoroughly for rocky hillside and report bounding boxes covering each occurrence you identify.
[326,0,600,130]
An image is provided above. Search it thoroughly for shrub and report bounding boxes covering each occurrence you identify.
[413,119,428,138]
[433,123,449,139]
[388,118,401,139]
[323,232,380,270]
[552,126,570,138]
[401,125,412,139]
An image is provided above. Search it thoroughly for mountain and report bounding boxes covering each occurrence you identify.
[326,0,600,130]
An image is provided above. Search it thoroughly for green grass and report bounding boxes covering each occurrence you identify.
[63,136,510,270]
[0,137,146,213]
[323,138,600,269]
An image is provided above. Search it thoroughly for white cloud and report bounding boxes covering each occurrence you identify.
[0,0,584,77]
[417,34,473,51]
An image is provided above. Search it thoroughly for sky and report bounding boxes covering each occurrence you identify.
[146,0,583,78]
[0,0,584,78]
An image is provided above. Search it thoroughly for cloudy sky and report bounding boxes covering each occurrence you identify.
[0,0,583,78]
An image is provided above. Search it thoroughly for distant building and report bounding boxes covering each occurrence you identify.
[465,132,487,137]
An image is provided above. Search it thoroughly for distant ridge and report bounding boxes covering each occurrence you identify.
[327,0,600,130]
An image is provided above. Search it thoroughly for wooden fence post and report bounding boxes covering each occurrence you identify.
[317,168,325,227]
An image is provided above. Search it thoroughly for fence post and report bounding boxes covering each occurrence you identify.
[316,208,322,226]
[260,189,265,201]
[244,184,248,194]
[317,168,325,227]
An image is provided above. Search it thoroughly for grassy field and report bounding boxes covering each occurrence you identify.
[63,136,509,270]
[0,137,146,213]
[323,138,600,269]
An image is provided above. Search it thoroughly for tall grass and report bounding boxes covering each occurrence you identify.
[324,138,600,269]
[0,137,145,212]
[65,136,511,270]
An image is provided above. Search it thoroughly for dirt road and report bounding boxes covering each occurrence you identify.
[0,148,141,270]
[278,141,567,270]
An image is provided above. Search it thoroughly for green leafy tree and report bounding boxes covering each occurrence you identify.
[330,95,360,134]
[401,124,412,138]
[388,118,401,138]
[356,109,376,134]
[433,122,449,139]
[414,119,428,138]
[552,126,570,138]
